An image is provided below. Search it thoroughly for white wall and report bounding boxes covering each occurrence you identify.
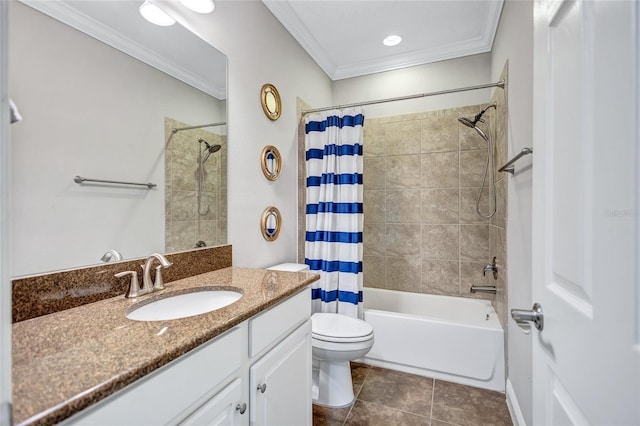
[490,1,534,424]
[332,53,493,117]
[157,0,333,268]
[9,3,224,277]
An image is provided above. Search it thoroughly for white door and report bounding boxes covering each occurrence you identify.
[531,0,639,424]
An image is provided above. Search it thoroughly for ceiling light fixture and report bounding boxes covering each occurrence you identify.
[383,35,402,47]
[180,0,215,14]
[139,0,176,26]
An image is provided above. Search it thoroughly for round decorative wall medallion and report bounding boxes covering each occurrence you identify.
[260,206,282,241]
[261,145,282,181]
[260,83,281,121]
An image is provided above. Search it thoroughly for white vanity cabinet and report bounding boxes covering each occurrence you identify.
[63,325,247,426]
[250,322,311,426]
[63,287,311,426]
[180,378,245,426]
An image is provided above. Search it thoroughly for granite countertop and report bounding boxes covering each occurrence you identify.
[12,267,319,426]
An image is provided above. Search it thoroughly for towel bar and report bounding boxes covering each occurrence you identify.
[73,176,156,189]
[499,147,533,174]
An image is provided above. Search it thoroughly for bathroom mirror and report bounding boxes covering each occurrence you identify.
[260,83,281,121]
[261,145,282,181]
[261,206,282,242]
[9,1,228,277]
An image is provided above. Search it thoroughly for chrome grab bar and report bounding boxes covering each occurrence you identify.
[74,175,156,189]
[498,147,533,174]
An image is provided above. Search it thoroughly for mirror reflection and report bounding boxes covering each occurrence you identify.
[260,84,281,121]
[165,118,227,252]
[261,206,281,242]
[261,145,282,181]
[9,1,227,277]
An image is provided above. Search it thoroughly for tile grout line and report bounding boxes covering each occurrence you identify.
[430,378,436,424]
[342,364,373,425]
[348,398,432,423]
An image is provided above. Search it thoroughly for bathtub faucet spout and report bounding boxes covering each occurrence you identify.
[470,285,497,294]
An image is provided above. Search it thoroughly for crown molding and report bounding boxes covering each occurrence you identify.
[264,0,503,81]
[19,0,225,99]
[332,37,493,80]
[262,0,338,78]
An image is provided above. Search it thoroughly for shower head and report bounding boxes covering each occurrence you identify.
[458,117,477,129]
[458,104,496,142]
[457,103,497,129]
[199,138,222,154]
[198,138,221,164]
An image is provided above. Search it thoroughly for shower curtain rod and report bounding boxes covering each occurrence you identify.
[171,121,227,133]
[301,80,505,115]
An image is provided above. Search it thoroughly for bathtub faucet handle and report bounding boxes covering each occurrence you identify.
[483,257,498,280]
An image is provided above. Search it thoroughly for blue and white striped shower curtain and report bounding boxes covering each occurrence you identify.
[304,107,364,319]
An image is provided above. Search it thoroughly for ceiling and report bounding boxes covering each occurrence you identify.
[263,0,504,81]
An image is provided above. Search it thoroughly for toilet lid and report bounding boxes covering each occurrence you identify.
[311,313,373,339]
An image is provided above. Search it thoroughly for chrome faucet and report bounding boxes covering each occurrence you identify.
[142,253,172,293]
[101,249,123,262]
[114,253,172,299]
[483,256,498,280]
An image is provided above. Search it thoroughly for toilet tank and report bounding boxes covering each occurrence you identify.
[267,263,310,272]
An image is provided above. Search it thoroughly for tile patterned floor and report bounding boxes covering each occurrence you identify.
[313,362,513,426]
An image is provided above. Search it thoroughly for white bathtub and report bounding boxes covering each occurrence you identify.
[362,287,505,392]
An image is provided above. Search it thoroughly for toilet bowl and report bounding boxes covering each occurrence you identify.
[311,312,374,407]
[267,263,374,407]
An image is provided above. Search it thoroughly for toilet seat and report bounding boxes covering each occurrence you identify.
[311,313,374,343]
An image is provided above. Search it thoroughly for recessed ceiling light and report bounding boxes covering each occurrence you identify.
[383,35,402,47]
[180,0,215,14]
[139,0,176,26]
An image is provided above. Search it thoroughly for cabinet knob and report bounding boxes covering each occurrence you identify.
[235,403,247,414]
[257,383,267,393]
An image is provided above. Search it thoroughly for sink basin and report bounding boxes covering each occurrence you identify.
[126,288,243,321]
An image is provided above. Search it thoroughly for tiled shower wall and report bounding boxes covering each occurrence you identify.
[297,93,507,327]
[362,105,499,302]
[165,117,227,252]
[489,65,508,328]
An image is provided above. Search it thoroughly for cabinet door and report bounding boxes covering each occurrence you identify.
[250,320,311,426]
[180,378,247,426]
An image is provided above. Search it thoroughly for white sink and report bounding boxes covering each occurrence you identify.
[126,288,243,321]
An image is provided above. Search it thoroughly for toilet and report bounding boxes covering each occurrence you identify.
[268,263,374,407]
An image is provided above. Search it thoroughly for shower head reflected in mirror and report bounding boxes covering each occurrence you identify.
[198,138,222,164]
[196,138,222,216]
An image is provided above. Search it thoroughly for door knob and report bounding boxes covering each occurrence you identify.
[511,303,544,334]
[235,403,247,414]
[257,383,267,393]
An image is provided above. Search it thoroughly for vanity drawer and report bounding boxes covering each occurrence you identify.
[248,287,310,357]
